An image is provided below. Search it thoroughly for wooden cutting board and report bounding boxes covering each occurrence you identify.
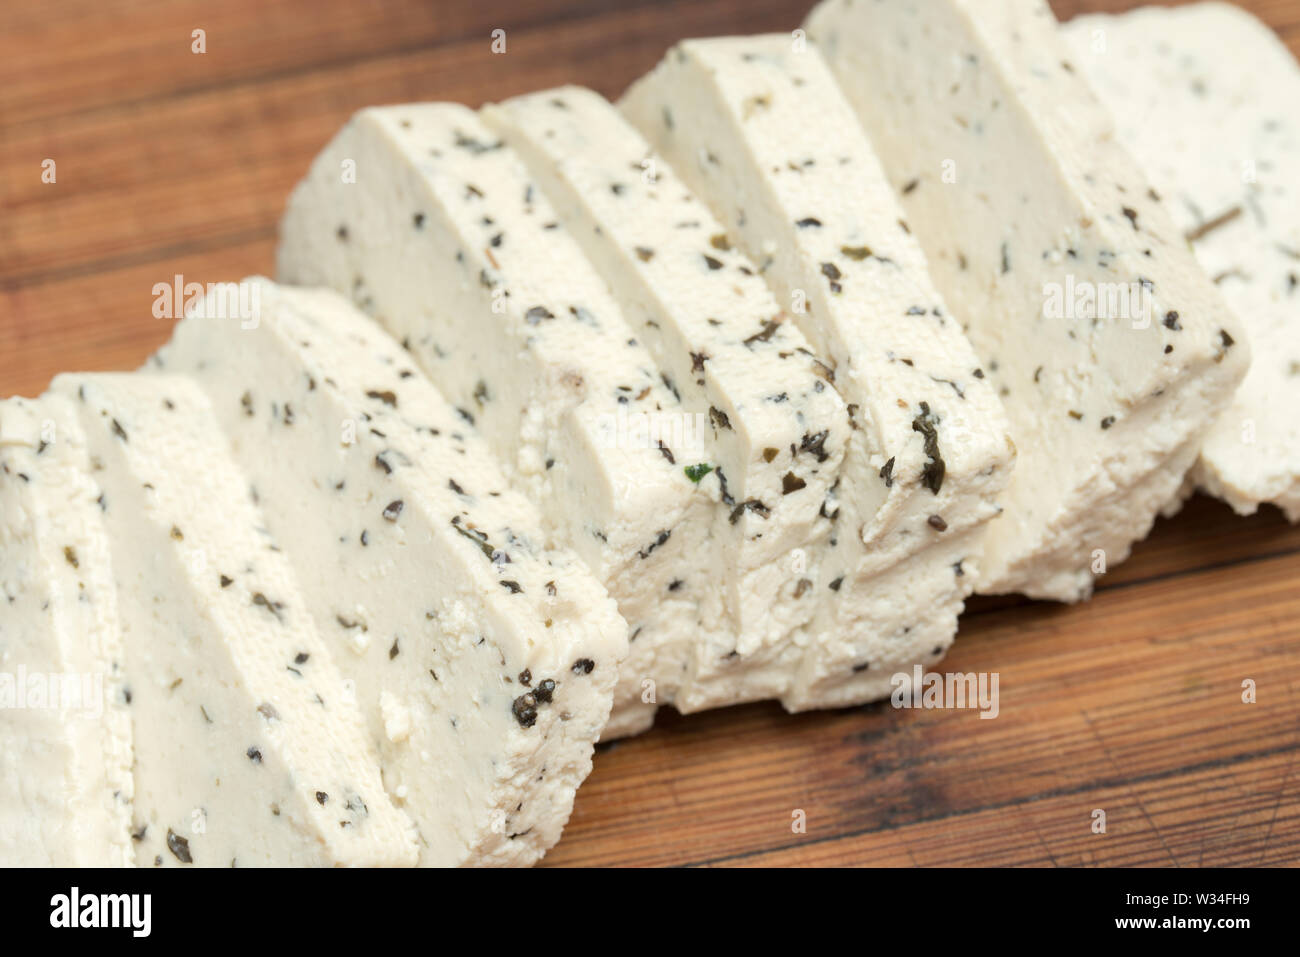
[2,0,1297,867]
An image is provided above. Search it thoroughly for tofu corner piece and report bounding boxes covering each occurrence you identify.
[807,0,1252,599]
[153,277,628,866]
[51,372,418,868]
[620,36,1015,705]
[1063,3,1300,522]
[0,395,134,866]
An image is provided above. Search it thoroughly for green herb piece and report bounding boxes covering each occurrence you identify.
[684,463,714,483]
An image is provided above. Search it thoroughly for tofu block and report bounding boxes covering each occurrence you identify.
[621,37,1016,705]
[1064,3,1300,521]
[807,0,1252,599]
[0,395,134,866]
[52,373,418,867]
[153,278,628,866]
[481,87,853,709]
[279,104,904,731]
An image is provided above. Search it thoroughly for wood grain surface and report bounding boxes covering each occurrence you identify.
[2,0,1297,867]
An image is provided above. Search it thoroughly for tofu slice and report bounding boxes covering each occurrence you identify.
[622,36,1016,704]
[1064,3,1300,521]
[279,104,715,736]
[52,373,418,867]
[153,278,628,866]
[807,0,1252,600]
[0,395,133,866]
[281,104,912,730]
[480,87,852,709]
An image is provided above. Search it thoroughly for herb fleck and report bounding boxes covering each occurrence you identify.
[512,693,538,728]
[880,456,896,488]
[166,829,192,864]
[251,592,285,621]
[799,430,830,463]
[684,463,713,483]
[912,403,945,494]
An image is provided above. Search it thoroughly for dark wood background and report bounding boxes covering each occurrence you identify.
[2,0,1297,866]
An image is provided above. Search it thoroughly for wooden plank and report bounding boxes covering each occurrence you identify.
[0,240,273,397]
[3,0,1291,131]
[0,0,812,285]
[543,551,1300,865]
[3,0,1296,285]
[0,0,657,127]
[723,749,1300,866]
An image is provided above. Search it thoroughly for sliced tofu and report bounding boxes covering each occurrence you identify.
[279,104,716,735]
[481,87,852,709]
[622,36,1015,704]
[152,278,627,866]
[52,373,418,867]
[0,395,133,866]
[279,103,900,730]
[1064,3,1300,521]
[807,0,1252,599]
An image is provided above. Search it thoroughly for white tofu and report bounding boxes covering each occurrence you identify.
[283,103,934,729]
[153,278,628,866]
[1064,3,1300,521]
[279,104,720,735]
[0,395,133,866]
[622,36,1016,705]
[807,0,1252,599]
[481,87,855,710]
[52,373,418,867]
